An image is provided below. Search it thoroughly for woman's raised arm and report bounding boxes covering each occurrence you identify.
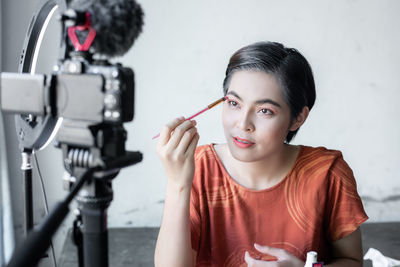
[154,117,199,267]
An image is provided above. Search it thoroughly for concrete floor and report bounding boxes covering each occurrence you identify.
[58,223,400,267]
[59,228,158,267]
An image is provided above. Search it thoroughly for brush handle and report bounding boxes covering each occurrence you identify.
[151,109,206,140]
[186,107,208,120]
[152,97,226,140]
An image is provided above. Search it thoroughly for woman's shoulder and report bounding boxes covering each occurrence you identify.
[295,145,351,176]
[299,145,344,162]
[195,143,215,160]
[293,145,357,192]
[194,143,224,168]
[193,144,227,189]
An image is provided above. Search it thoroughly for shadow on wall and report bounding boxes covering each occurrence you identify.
[362,196,400,222]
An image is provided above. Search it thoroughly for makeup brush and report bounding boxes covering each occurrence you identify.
[152,96,227,140]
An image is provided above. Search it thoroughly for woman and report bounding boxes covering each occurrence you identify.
[154,41,368,267]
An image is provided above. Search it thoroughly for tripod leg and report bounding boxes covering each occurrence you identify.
[81,207,109,267]
[76,179,113,267]
[72,211,84,267]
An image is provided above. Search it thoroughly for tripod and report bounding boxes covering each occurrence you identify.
[67,153,141,267]
[72,170,118,267]
[6,122,142,267]
[59,122,142,267]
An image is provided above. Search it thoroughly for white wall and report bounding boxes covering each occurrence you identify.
[110,0,400,226]
[2,0,399,240]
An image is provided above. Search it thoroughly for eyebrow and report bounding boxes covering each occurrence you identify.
[227,91,282,108]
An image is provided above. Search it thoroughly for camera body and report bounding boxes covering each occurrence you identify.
[51,52,136,164]
[0,52,135,151]
[56,52,134,124]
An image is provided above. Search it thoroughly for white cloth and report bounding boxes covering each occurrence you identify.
[364,248,400,267]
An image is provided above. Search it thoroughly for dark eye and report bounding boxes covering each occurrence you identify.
[229,100,238,107]
[260,108,273,115]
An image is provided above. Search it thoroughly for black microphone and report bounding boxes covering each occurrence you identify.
[68,0,144,57]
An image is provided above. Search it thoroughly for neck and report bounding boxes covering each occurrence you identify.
[225,144,299,190]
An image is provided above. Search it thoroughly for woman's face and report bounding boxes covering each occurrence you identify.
[222,70,293,162]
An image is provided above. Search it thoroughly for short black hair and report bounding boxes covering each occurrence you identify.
[223,41,316,143]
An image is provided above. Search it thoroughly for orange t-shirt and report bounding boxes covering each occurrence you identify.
[190,144,368,266]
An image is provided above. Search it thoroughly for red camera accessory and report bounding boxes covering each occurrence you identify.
[67,12,96,51]
[313,263,324,267]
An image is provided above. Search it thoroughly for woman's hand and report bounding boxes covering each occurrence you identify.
[155,117,199,267]
[244,244,304,267]
[156,117,200,190]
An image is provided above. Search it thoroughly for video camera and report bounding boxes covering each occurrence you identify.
[0,0,144,266]
[1,51,135,159]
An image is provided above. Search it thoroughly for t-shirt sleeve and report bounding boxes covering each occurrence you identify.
[326,156,368,242]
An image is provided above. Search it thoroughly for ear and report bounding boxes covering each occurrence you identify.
[289,106,309,132]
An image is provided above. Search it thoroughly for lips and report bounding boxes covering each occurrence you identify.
[233,136,255,148]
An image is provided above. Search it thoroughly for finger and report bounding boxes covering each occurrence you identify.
[254,244,286,259]
[185,132,200,156]
[244,251,268,266]
[166,120,196,149]
[175,126,198,154]
[158,117,185,147]
[244,251,253,264]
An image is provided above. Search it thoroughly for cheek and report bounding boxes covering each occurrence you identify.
[221,106,244,132]
[254,117,290,141]
[222,107,233,131]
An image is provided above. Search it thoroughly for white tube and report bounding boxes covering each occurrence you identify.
[304,251,318,267]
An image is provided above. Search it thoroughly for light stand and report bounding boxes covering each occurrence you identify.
[21,151,34,234]
[13,0,66,237]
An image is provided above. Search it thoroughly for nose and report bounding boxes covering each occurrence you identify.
[236,110,255,132]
